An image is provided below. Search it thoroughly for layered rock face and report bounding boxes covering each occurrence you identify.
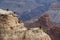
[0,9,51,40]
[38,14,53,29]
[25,14,53,29]
[27,14,60,40]
[38,14,60,40]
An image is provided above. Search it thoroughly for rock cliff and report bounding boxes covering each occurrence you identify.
[0,9,51,40]
[25,13,60,40]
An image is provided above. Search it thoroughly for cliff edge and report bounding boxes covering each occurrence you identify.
[0,9,51,40]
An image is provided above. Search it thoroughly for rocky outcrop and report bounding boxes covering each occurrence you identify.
[26,13,60,40]
[39,14,60,40]
[0,9,51,40]
[0,9,27,40]
[25,28,51,40]
[38,14,53,29]
[25,14,53,29]
[48,25,60,40]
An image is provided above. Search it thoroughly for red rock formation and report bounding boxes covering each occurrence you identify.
[48,26,60,40]
[38,14,53,29]
[37,14,60,40]
[25,13,60,40]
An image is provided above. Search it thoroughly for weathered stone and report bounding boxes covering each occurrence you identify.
[25,28,51,40]
[0,9,51,40]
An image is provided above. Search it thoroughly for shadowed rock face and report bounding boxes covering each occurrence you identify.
[38,14,53,29]
[25,14,53,29]
[0,9,51,40]
[38,14,60,40]
[25,14,60,40]
[48,26,60,40]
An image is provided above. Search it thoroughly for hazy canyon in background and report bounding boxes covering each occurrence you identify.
[0,0,60,24]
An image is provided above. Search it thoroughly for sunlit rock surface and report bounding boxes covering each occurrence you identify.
[25,28,51,40]
[0,9,51,40]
